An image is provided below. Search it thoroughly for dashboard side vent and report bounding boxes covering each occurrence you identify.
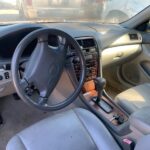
[129,33,139,40]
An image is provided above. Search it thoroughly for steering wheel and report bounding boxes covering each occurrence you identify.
[11,28,86,111]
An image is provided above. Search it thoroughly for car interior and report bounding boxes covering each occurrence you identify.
[0,1,150,150]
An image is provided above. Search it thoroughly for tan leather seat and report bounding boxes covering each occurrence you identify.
[115,83,150,114]
[7,108,121,150]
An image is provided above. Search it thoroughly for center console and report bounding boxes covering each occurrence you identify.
[70,37,128,131]
[72,37,99,82]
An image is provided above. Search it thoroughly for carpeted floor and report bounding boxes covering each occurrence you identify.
[0,95,83,150]
[105,84,121,100]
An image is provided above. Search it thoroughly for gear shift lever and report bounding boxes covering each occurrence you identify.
[94,77,106,103]
[94,77,113,113]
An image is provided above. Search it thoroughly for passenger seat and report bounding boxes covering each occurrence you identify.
[115,83,150,114]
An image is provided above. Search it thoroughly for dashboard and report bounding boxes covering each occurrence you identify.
[0,22,143,97]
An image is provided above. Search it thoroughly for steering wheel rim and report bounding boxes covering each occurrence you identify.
[11,28,86,111]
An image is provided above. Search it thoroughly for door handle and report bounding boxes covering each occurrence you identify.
[113,52,123,60]
[116,52,123,57]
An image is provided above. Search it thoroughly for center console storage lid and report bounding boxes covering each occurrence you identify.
[130,107,150,134]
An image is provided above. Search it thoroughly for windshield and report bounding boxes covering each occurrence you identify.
[0,0,149,24]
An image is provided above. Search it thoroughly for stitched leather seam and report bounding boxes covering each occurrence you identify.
[17,135,27,150]
[73,109,99,150]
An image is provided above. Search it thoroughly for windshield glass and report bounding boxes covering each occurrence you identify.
[0,0,149,24]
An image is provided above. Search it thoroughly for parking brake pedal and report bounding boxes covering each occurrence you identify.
[13,93,20,100]
[0,114,3,125]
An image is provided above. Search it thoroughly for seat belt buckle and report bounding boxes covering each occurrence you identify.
[122,138,135,150]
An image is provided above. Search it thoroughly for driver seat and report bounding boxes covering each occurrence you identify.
[7,108,121,150]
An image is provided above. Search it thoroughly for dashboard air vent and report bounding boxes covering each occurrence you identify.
[76,38,96,49]
[129,33,139,40]
[72,37,98,82]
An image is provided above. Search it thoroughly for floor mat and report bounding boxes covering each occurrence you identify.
[0,95,82,150]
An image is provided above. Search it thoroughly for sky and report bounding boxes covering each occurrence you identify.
[1,0,16,5]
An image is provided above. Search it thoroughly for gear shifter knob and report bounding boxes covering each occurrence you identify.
[95,77,106,91]
[94,77,113,113]
[94,77,106,100]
